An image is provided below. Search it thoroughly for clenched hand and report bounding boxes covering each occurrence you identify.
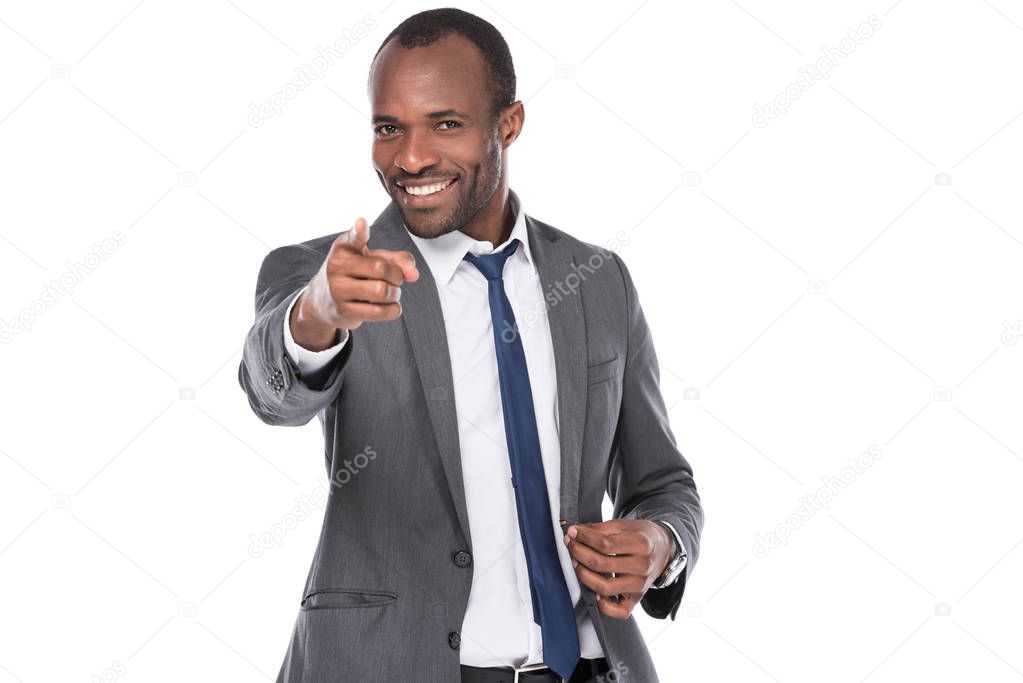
[291,217,420,350]
[563,519,675,620]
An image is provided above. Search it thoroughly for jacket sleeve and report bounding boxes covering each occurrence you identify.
[607,251,705,620]
[237,243,353,426]
[283,283,350,375]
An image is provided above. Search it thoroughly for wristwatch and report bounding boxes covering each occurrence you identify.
[651,520,688,589]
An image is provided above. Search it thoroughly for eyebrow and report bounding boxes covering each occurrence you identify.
[372,109,471,124]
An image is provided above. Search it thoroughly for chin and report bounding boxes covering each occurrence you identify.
[403,214,454,240]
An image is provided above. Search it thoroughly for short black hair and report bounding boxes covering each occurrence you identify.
[371,8,516,121]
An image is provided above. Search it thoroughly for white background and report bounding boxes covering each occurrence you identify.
[2,1,1022,681]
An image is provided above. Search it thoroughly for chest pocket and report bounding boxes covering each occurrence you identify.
[586,355,620,385]
[583,354,623,464]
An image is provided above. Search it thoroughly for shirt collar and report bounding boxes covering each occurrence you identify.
[404,189,534,286]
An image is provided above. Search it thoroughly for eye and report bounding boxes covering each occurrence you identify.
[437,120,462,131]
[374,124,399,137]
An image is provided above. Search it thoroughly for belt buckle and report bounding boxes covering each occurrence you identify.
[513,662,561,683]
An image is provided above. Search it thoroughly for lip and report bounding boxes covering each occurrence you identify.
[396,177,457,207]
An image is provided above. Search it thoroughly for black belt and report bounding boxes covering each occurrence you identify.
[460,657,609,683]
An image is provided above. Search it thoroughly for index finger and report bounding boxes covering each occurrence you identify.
[366,247,420,283]
[567,523,647,555]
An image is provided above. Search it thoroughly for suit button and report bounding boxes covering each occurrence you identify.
[452,550,472,568]
[448,631,461,650]
[265,367,285,394]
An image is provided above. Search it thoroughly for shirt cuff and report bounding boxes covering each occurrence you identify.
[655,520,686,587]
[283,285,348,376]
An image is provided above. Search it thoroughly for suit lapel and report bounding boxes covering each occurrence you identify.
[368,203,474,547]
[367,203,588,548]
[526,215,587,527]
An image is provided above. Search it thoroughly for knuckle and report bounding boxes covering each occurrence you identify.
[331,257,353,277]
[327,253,345,272]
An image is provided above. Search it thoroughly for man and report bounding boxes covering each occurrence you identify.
[239,8,703,682]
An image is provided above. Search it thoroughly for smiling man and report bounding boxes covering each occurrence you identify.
[239,8,703,683]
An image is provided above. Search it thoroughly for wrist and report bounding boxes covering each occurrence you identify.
[290,292,341,351]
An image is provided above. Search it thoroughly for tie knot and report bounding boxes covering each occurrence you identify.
[463,238,520,281]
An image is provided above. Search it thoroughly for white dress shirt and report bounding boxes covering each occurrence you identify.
[283,191,640,666]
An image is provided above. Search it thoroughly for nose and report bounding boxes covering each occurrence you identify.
[393,129,439,175]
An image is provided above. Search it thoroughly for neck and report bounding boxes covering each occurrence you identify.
[460,182,515,247]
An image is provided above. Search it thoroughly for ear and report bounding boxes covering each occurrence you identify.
[499,100,525,149]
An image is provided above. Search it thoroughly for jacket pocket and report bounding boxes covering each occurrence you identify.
[587,355,620,385]
[300,587,398,610]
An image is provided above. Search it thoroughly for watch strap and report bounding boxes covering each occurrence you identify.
[652,520,687,589]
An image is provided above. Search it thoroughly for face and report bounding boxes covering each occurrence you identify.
[369,34,515,239]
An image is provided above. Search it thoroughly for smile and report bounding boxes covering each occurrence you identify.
[399,177,456,196]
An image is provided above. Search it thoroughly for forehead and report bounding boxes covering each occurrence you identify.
[370,33,490,115]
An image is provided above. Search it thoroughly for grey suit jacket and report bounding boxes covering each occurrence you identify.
[238,201,704,682]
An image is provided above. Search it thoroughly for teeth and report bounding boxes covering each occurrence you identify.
[403,178,454,196]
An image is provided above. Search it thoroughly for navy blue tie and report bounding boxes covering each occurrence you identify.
[463,238,580,678]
